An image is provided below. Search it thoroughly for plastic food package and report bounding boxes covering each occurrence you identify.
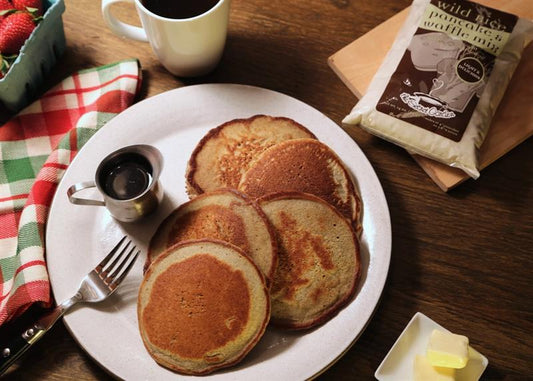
[343,0,533,178]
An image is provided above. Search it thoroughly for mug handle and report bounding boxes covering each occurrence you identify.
[101,0,148,42]
[67,181,106,206]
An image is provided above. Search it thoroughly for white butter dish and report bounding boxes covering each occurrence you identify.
[375,312,488,381]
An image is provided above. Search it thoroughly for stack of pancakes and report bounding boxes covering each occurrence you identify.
[138,115,362,375]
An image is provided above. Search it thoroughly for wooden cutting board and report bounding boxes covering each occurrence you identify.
[328,0,533,192]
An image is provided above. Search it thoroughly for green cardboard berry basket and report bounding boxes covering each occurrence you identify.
[0,0,66,112]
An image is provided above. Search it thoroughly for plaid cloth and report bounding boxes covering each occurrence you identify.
[0,59,142,326]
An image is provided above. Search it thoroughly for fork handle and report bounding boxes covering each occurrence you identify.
[0,323,47,375]
[0,300,70,375]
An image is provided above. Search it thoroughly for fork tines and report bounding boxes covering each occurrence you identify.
[96,236,140,288]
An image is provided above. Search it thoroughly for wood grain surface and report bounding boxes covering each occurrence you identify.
[1,0,532,379]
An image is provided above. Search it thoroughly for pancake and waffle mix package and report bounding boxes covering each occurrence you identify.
[343,0,533,178]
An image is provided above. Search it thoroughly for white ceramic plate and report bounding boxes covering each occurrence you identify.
[46,84,391,380]
[375,312,488,381]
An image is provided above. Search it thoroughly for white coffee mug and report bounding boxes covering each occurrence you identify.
[102,0,231,77]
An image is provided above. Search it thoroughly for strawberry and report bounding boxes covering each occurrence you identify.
[0,0,13,11]
[12,0,41,16]
[0,11,36,55]
[0,0,15,22]
[11,0,43,16]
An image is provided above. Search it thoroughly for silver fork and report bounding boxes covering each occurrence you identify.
[0,236,140,375]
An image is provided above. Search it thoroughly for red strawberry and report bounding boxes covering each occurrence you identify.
[0,11,36,55]
[0,0,13,10]
[12,0,41,16]
[0,0,15,22]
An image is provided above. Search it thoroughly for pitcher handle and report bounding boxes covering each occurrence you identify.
[67,181,106,206]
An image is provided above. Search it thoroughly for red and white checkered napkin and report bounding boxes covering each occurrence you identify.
[0,59,142,326]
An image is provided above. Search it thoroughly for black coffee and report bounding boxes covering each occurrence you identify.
[99,153,153,200]
[141,0,219,19]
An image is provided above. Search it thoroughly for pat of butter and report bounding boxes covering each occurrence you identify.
[414,355,456,381]
[427,329,469,369]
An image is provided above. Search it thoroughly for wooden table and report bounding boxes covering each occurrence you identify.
[1,0,532,379]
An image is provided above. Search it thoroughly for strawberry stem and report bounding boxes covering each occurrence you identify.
[0,9,17,17]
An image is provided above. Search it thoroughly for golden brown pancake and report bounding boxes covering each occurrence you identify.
[239,138,362,234]
[138,239,270,375]
[147,189,278,285]
[186,115,317,197]
[259,192,360,330]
